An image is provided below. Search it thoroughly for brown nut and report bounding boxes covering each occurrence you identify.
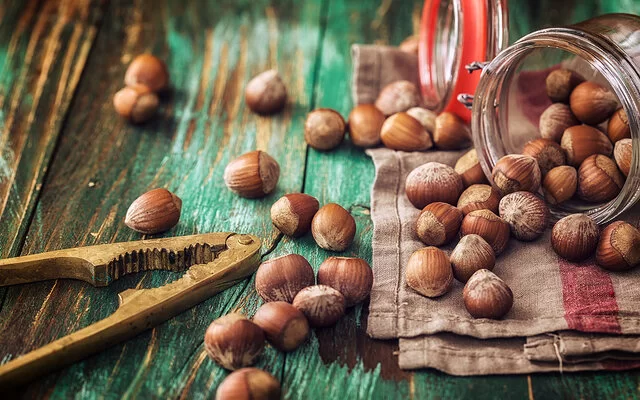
[252,301,310,352]
[204,313,265,370]
[543,165,578,205]
[455,148,488,187]
[460,209,510,255]
[463,269,513,319]
[375,80,421,116]
[405,162,464,209]
[498,191,549,241]
[125,188,181,234]
[560,125,613,167]
[399,35,420,55]
[546,69,584,103]
[311,203,356,251]
[317,257,373,307]
[607,108,630,143]
[380,112,433,151]
[457,184,501,215]
[577,154,624,203]
[113,84,160,124]
[539,103,580,143]
[596,221,640,271]
[255,254,315,303]
[216,368,281,400]
[570,81,618,125]
[491,154,541,196]
[406,107,437,133]
[124,54,169,92]
[224,150,280,198]
[415,202,464,246]
[348,104,385,148]
[450,234,495,283]
[433,112,472,150]
[405,247,453,298]
[304,108,346,151]
[245,70,287,115]
[551,214,600,262]
[521,138,566,175]
[270,193,319,237]
[292,285,346,328]
[614,138,632,177]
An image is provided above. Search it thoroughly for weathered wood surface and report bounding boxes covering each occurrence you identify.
[0,0,639,398]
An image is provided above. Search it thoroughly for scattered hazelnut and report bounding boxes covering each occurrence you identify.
[560,125,613,167]
[245,70,287,115]
[113,84,160,123]
[348,104,385,148]
[317,257,373,307]
[399,35,420,55]
[521,138,566,175]
[614,138,632,177]
[204,313,265,370]
[380,112,433,151]
[124,54,169,92]
[455,148,488,187]
[311,203,356,251]
[304,108,346,151]
[491,154,541,196]
[463,269,513,319]
[224,150,280,198]
[415,202,463,246]
[405,162,464,209]
[252,301,309,352]
[450,234,495,283]
[375,80,421,116]
[456,184,501,215]
[460,209,510,255]
[498,191,549,241]
[406,107,437,133]
[607,108,630,143]
[433,112,472,150]
[546,69,583,103]
[255,254,315,303]
[539,103,579,143]
[270,193,319,237]
[125,188,181,234]
[570,81,618,125]
[292,285,346,327]
[577,154,625,203]
[405,247,453,298]
[551,214,600,262]
[596,221,640,271]
[543,165,578,205]
[216,368,281,400]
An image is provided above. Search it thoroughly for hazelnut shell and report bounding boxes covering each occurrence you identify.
[204,313,265,370]
[406,107,437,133]
[252,301,310,351]
[311,203,356,252]
[551,214,600,262]
[224,150,280,198]
[380,112,433,151]
[455,148,488,187]
[113,84,159,124]
[457,184,501,215]
[521,138,566,175]
[577,154,624,203]
[570,81,618,125]
[450,234,495,283]
[292,285,346,327]
[596,221,640,271]
[415,202,463,246]
[405,247,453,298]
[317,257,373,307]
[124,54,169,92]
[405,162,464,209]
[560,125,613,167]
[125,188,181,234]
[245,69,287,115]
[614,138,632,177]
[543,165,578,205]
[375,80,421,116]
[255,254,315,303]
[433,112,472,150]
[216,368,281,400]
[270,193,319,237]
[607,108,630,143]
[463,269,513,319]
[539,103,579,143]
[491,154,541,196]
[498,191,549,241]
[304,108,346,151]
[348,104,385,148]
[546,69,584,103]
[460,209,510,255]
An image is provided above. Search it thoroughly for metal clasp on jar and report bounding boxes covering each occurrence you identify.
[457,61,490,110]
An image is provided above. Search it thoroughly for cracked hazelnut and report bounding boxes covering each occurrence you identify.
[406,247,453,298]
[270,193,319,237]
[521,138,566,175]
[455,148,488,187]
[216,368,281,400]
[546,69,583,103]
[311,203,356,251]
[551,214,600,262]
[491,154,541,196]
[224,150,280,198]
[433,112,472,150]
[245,70,287,115]
[375,80,421,116]
[460,209,510,255]
[539,103,579,142]
[124,54,169,92]
[405,162,464,209]
[607,108,630,143]
[543,165,578,205]
[463,269,513,319]
[204,313,265,370]
[498,191,549,241]
[561,125,613,167]
[450,234,495,283]
[596,221,640,271]
[570,81,618,125]
[577,154,624,203]
[293,285,346,327]
[317,257,373,307]
[614,138,632,177]
[415,202,463,246]
[252,301,309,352]
[457,184,501,215]
[380,112,433,151]
[304,108,346,151]
[125,188,181,234]
[255,254,315,303]
[348,104,385,148]
[113,84,159,123]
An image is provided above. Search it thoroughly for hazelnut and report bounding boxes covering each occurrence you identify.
[399,35,419,55]
[348,104,385,147]
[433,112,472,150]
[607,108,630,143]
[577,154,624,203]
[596,221,640,271]
[317,257,373,307]
[415,202,463,246]
[521,138,566,175]
[560,125,613,167]
[304,108,346,151]
[292,285,346,327]
[539,103,579,143]
[614,138,632,177]
[570,81,618,125]
[124,54,169,92]
[245,70,287,115]
[498,191,549,241]
[460,209,510,255]
[455,148,488,187]
[405,162,464,209]
[216,368,281,400]
[450,234,495,282]
[252,302,309,351]
[125,188,181,234]
[406,107,437,133]
[204,313,265,370]
[311,203,356,251]
[375,80,421,116]
[463,269,513,319]
[543,165,578,205]
[405,247,453,298]
[255,254,315,303]
[113,84,159,123]
[224,150,280,198]
[380,112,433,151]
[546,69,583,103]
[456,184,501,215]
[491,154,541,196]
[270,193,319,237]
[551,214,600,262]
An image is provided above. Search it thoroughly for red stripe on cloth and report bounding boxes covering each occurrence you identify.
[559,259,622,334]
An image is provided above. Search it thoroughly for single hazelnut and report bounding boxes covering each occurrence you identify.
[560,125,613,167]
[521,138,566,175]
[405,247,453,298]
[450,234,495,282]
[252,301,309,351]
[125,188,181,234]
[539,103,579,142]
[570,81,618,125]
[546,69,584,103]
[498,191,549,241]
[456,184,501,215]
[607,108,630,143]
[433,112,472,150]
[317,257,373,307]
[415,202,464,246]
[380,112,433,151]
[304,108,346,151]
[463,269,513,319]
[113,84,159,123]
[292,285,346,327]
[255,254,315,303]
[124,54,169,92]
[551,214,600,262]
[216,368,281,400]
[614,138,632,177]
[460,210,510,255]
[245,70,287,115]
[224,150,280,198]
[491,154,541,196]
[204,313,265,370]
[270,193,319,237]
[406,107,437,133]
[577,154,625,203]
[311,203,356,251]
[405,162,464,209]
[455,148,488,187]
[399,35,419,55]
[543,165,578,205]
[596,221,640,271]
[375,80,421,116]
[348,104,385,147]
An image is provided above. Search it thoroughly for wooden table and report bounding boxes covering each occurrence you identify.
[1,0,639,398]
